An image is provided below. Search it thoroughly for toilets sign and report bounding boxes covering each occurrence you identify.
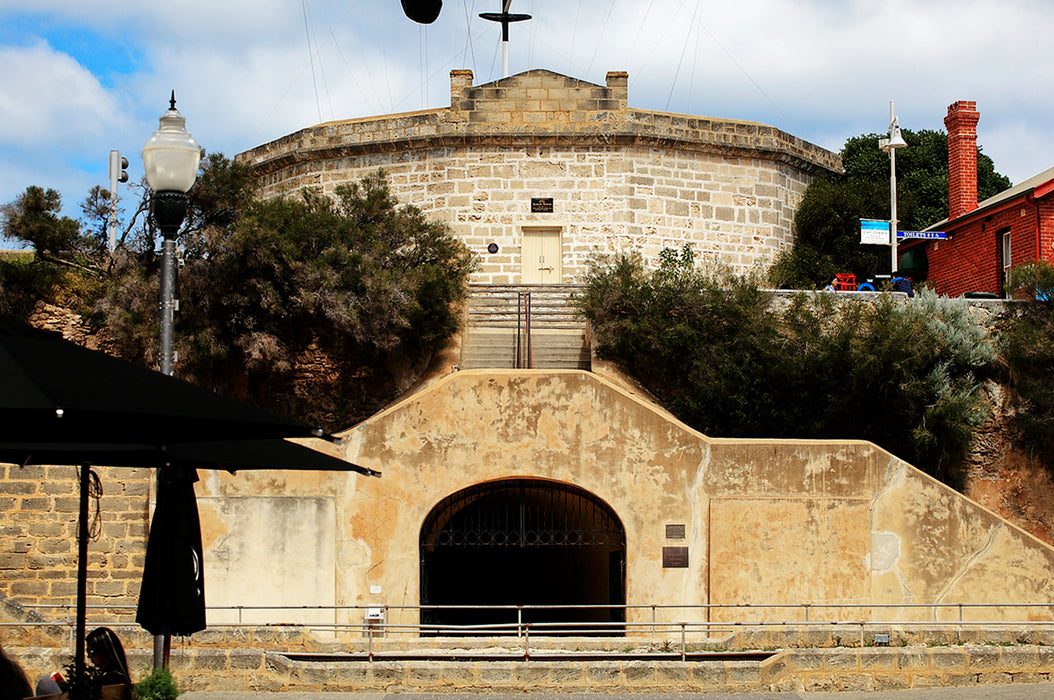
[898,230,947,240]
[861,219,946,244]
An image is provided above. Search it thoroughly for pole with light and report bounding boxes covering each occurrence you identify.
[141,92,200,670]
[142,92,200,377]
[878,100,908,274]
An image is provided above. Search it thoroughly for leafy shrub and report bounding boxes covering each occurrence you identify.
[91,169,474,430]
[134,666,179,700]
[580,249,996,486]
[1001,261,1054,464]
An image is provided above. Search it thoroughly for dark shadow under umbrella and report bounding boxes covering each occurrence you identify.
[0,318,378,690]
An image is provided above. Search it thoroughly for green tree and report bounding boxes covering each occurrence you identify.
[770,130,1011,289]
[2,186,83,257]
[92,164,474,430]
[0,187,106,314]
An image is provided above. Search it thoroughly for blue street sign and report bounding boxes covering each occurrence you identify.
[897,231,947,240]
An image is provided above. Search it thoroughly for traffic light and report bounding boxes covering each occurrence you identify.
[109,149,129,185]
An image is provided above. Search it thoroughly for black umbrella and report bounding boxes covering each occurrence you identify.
[136,467,208,639]
[134,439,379,638]
[0,317,334,444]
[0,318,378,685]
[134,439,381,639]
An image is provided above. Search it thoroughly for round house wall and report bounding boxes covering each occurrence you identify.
[237,69,840,285]
[249,145,813,284]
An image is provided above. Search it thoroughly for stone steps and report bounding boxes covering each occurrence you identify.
[461,284,590,370]
[460,329,591,370]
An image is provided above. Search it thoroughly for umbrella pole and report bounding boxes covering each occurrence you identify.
[75,464,90,694]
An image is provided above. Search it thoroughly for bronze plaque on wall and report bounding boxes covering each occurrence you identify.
[662,546,689,568]
[665,524,686,539]
[531,197,554,213]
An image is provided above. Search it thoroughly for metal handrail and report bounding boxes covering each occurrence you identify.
[11,601,1054,634]
[10,614,1054,663]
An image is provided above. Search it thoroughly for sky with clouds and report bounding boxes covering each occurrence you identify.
[1,0,1052,237]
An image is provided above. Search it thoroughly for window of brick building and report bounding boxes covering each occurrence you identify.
[1001,229,1012,296]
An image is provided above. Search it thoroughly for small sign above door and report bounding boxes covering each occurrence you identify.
[531,198,554,213]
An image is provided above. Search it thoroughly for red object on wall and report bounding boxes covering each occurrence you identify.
[911,101,1054,298]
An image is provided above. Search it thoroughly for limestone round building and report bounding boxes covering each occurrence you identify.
[236,69,842,283]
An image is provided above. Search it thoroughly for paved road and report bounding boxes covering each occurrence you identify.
[183,684,1054,699]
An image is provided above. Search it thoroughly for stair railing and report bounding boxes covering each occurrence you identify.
[516,291,532,368]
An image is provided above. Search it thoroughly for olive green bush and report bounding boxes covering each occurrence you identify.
[579,248,997,487]
[1002,261,1054,465]
[3,163,474,432]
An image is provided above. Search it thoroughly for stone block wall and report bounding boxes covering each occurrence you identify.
[0,463,150,625]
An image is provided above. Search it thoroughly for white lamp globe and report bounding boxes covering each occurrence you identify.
[142,93,200,193]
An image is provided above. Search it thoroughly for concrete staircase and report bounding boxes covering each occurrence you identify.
[460,284,591,370]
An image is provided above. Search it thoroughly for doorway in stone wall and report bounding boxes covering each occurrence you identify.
[420,478,626,635]
[521,227,563,284]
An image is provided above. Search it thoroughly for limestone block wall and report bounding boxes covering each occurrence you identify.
[0,463,150,623]
[5,366,1053,643]
[237,69,840,284]
[317,370,1054,632]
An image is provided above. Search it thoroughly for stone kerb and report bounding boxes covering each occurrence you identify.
[761,645,1054,692]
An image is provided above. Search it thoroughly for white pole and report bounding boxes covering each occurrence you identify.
[889,101,898,274]
[108,150,120,254]
[502,0,512,77]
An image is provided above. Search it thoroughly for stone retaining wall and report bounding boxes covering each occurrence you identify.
[10,643,1053,693]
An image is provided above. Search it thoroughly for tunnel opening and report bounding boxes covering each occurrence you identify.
[420,478,626,635]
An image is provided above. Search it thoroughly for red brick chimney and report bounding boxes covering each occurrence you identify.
[944,100,981,220]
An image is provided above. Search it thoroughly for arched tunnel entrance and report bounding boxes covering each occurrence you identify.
[420,479,626,634]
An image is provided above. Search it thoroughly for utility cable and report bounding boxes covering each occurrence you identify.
[585,0,616,76]
[302,0,323,123]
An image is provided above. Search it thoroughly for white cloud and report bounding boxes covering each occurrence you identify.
[2,0,1053,219]
[0,40,124,150]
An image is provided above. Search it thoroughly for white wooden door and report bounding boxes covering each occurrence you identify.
[521,228,562,284]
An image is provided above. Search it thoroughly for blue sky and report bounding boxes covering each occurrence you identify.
[2,0,1053,244]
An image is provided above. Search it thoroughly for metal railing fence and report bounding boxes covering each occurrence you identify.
[7,601,1054,662]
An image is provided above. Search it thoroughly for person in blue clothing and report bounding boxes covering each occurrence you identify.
[891,271,914,297]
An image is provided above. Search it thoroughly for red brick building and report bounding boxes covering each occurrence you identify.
[906,101,1054,297]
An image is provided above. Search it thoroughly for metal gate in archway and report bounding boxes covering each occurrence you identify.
[420,478,626,634]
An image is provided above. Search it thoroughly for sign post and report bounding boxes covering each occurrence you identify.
[861,220,946,244]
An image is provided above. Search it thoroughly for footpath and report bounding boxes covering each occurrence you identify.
[180,685,1054,699]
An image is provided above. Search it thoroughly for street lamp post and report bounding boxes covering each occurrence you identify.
[142,92,200,377]
[141,92,200,670]
[879,100,908,274]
